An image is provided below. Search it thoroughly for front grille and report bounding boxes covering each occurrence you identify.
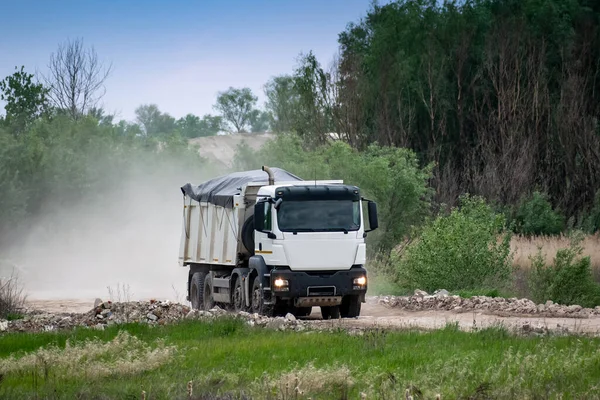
[307,286,336,296]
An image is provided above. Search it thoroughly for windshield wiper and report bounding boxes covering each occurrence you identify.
[290,228,317,233]
[320,228,350,233]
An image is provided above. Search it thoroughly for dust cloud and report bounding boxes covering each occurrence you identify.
[2,157,225,303]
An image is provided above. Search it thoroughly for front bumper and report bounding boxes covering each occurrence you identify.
[269,266,367,301]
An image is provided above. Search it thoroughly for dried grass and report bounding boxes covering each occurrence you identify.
[511,234,600,278]
[0,331,176,380]
[255,363,354,399]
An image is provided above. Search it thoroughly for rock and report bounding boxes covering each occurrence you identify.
[0,321,8,331]
[285,313,296,321]
[433,289,449,297]
[567,305,582,313]
[266,319,285,330]
[414,289,428,297]
[146,312,158,321]
[93,298,103,308]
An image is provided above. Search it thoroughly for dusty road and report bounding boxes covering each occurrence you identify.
[24,297,600,335]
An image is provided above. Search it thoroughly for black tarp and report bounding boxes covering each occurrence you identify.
[181,168,303,208]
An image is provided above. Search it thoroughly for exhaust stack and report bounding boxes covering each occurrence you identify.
[262,166,275,185]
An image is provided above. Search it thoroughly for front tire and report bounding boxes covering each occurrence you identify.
[292,307,312,318]
[189,272,207,310]
[321,306,340,320]
[250,277,274,317]
[340,295,361,318]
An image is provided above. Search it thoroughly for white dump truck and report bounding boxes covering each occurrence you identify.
[179,166,378,319]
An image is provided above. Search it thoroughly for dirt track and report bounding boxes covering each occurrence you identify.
[24,297,600,335]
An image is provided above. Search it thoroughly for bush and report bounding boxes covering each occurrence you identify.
[515,191,565,236]
[0,268,26,319]
[395,194,513,293]
[528,232,600,307]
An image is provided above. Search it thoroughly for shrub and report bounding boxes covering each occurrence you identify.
[515,191,565,236]
[528,231,600,307]
[395,194,513,293]
[0,267,26,319]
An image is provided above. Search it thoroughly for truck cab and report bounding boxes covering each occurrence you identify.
[251,183,378,318]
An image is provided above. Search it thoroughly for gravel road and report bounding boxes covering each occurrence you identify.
[23,296,600,335]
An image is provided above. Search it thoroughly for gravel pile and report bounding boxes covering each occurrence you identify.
[0,299,306,334]
[377,290,600,318]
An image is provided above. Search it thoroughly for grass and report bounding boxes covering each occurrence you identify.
[1,318,600,399]
[511,234,600,277]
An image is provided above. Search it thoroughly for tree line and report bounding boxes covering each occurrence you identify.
[3,0,600,239]
[0,38,273,138]
[261,0,600,230]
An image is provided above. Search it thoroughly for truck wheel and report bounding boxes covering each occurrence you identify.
[232,278,244,312]
[190,272,206,310]
[321,306,340,320]
[292,307,312,318]
[203,274,216,311]
[251,277,273,317]
[340,295,361,318]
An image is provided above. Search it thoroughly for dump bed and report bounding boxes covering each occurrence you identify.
[178,168,302,267]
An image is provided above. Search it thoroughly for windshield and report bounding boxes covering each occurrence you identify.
[276,200,361,232]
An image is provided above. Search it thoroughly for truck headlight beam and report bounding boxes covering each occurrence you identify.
[353,276,367,286]
[274,278,289,290]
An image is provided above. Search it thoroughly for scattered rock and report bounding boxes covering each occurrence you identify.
[377,292,599,318]
[0,300,308,334]
[285,313,296,321]
[147,312,158,321]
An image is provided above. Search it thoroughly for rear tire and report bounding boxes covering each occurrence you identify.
[189,272,207,310]
[203,274,216,310]
[340,295,361,318]
[232,277,244,312]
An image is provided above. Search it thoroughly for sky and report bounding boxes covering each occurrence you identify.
[0,0,378,122]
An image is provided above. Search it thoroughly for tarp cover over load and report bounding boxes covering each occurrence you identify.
[181,168,303,208]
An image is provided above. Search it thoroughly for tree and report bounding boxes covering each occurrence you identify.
[249,110,271,133]
[177,114,222,138]
[0,66,49,132]
[264,75,299,132]
[214,87,258,133]
[134,104,176,136]
[44,38,112,119]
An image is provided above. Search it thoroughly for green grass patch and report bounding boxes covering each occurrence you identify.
[1,317,600,399]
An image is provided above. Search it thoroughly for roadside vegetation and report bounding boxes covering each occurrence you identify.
[2,318,600,399]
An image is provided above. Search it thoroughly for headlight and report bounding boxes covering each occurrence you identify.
[353,276,367,286]
[274,278,289,288]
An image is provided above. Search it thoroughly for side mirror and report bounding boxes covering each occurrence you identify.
[254,202,265,232]
[367,201,378,232]
[274,198,283,210]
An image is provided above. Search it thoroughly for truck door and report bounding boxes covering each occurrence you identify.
[254,200,275,259]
